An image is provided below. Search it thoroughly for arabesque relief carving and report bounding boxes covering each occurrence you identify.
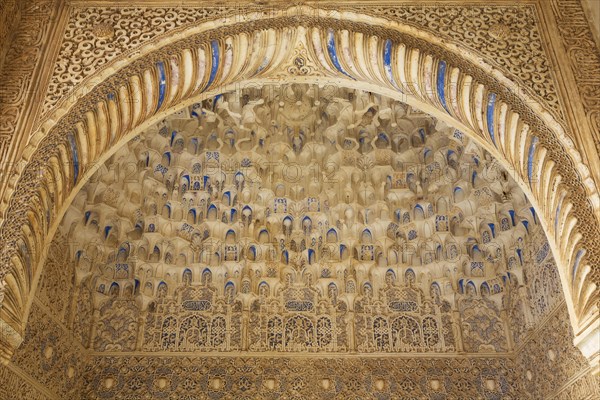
[1,0,600,397]
[1,3,599,372]
[552,0,600,155]
[3,180,596,398]
[0,0,56,170]
[42,4,562,121]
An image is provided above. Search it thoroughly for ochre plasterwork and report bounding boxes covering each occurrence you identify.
[41,3,563,120]
[0,0,599,382]
[0,0,23,74]
[2,186,598,398]
[61,86,528,357]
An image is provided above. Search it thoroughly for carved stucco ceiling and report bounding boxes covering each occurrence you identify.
[58,84,554,354]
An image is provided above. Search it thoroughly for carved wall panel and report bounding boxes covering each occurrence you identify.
[516,304,600,399]
[459,297,508,353]
[35,236,74,326]
[82,356,521,399]
[93,298,138,352]
[524,235,564,326]
[9,303,86,398]
[552,0,600,156]
[72,285,93,348]
[353,285,456,353]
[0,0,57,182]
[0,365,48,400]
[503,229,564,347]
[144,284,242,352]
[0,0,22,74]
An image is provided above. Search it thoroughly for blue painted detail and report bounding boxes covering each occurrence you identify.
[213,94,222,111]
[530,207,537,224]
[156,61,166,111]
[467,281,477,294]
[104,226,112,239]
[224,281,236,292]
[419,128,425,142]
[437,61,449,113]
[67,134,79,184]
[256,56,269,73]
[423,148,431,162]
[536,242,550,264]
[488,223,495,238]
[386,269,396,280]
[308,249,315,264]
[572,249,585,282]
[480,282,490,293]
[453,130,464,141]
[522,220,529,233]
[516,249,523,265]
[191,103,202,118]
[206,40,220,90]
[487,93,497,146]
[509,210,516,226]
[383,39,400,90]
[527,136,539,187]
[472,171,477,186]
[107,92,115,101]
[326,29,354,80]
